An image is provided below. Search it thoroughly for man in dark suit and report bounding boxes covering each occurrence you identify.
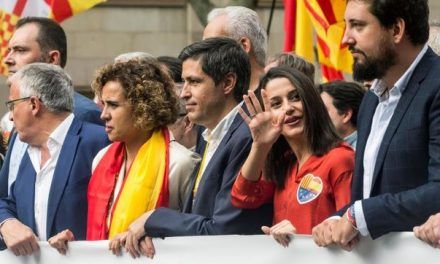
[0,63,108,255]
[312,0,440,250]
[120,37,272,258]
[0,17,103,199]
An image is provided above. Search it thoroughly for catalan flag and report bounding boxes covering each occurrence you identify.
[0,0,105,75]
[283,0,353,82]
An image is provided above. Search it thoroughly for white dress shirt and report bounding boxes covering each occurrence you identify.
[27,114,74,240]
[198,104,240,177]
[354,45,428,236]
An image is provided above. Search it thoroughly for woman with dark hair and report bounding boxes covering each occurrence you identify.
[231,67,354,246]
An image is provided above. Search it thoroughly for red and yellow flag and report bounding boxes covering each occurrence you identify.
[284,0,353,82]
[0,0,105,75]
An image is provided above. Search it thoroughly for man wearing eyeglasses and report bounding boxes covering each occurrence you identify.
[0,17,103,199]
[0,63,108,255]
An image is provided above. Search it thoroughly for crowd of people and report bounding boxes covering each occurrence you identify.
[0,0,440,259]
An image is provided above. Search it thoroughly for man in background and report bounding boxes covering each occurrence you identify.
[318,81,365,150]
[0,17,103,198]
[203,6,267,91]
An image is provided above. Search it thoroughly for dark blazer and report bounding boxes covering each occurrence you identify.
[351,48,440,239]
[73,92,103,126]
[0,118,108,248]
[144,113,273,237]
[0,93,103,198]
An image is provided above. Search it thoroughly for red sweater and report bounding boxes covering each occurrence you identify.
[231,143,354,234]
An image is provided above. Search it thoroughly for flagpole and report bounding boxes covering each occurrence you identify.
[266,0,277,38]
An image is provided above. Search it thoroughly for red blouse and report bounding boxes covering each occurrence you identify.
[231,143,354,234]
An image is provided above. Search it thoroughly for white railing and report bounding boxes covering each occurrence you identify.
[0,233,438,263]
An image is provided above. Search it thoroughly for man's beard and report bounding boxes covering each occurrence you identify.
[350,39,397,82]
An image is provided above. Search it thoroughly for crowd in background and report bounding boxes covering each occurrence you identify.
[0,0,440,259]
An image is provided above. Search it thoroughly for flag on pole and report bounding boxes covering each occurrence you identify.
[283,0,353,82]
[0,0,105,75]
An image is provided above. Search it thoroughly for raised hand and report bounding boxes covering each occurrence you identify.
[239,89,284,149]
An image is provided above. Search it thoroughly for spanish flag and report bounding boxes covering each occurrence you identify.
[0,0,104,75]
[284,0,353,82]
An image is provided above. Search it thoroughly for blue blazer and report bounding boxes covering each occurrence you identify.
[73,92,103,126]
[144,113,273,237]
[0,92,103,198]
[351,48,440,238]
[0,118,108,248]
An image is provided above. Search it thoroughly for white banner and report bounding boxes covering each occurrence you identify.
[0,233,439,263]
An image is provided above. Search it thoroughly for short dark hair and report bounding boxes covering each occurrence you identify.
[178,37,251,102]
[352,0,429,45]
[157,56,182,83]
[259,67,341,188]
[317,81,365,127]
[268,52,315,82]
[17,17,67,68]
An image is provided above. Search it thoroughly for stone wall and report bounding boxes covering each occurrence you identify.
[0,3,438,116]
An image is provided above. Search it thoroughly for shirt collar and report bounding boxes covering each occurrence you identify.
[344,131,357,146]
[370,44,428,101]
[49,113,75,146]
[202,104,240,143]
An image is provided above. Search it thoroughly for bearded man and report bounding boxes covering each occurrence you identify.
[312,0,440,251]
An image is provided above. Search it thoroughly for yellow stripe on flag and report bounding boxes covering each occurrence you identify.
[67,0,105,14]
[295,0,315,63]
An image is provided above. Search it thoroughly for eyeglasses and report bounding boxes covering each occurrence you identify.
[5,97,31,111]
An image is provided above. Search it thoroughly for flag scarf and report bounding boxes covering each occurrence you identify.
[0,0,104,75]
[87,128,170,240]
[283,0,353,81]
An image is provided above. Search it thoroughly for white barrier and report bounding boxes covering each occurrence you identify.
[0,233,439,263]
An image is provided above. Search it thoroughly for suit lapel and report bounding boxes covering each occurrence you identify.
[191,112,244,209]
[46,118,81,237]
[0,133,17,197]
[353,92,378,200]
[183,169,197,213]
[356,92,378,161]
[370,50,433,193]
[17,153,37,232]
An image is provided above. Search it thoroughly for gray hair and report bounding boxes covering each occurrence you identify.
[114,52,156,63]
[12,63,74,113]
[429,21,440,55]
[207,6,267,67]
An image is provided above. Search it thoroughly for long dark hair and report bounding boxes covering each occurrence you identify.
[260,67,342,189]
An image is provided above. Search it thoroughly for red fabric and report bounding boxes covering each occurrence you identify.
[47,0,73,22]
[231,143,354,234]
[317,0,337,24]
[231,172,275,209]
[304,0,329,30]
[155,128,170,208]
[13,0,27,16]
[87,142,125,240]
[87,128,171,240]
[321,64,344,81]
[283,0,296,52]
